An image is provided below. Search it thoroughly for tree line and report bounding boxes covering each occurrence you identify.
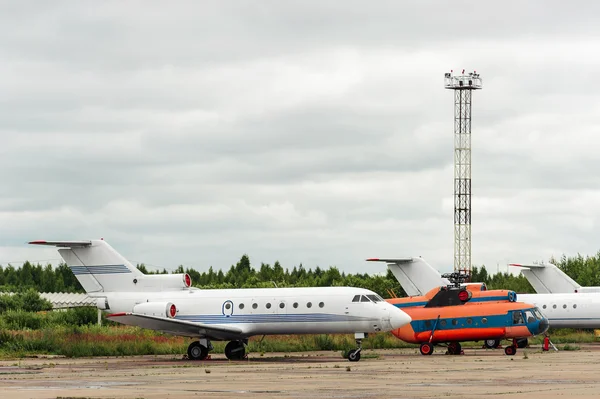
[2,251,600,298]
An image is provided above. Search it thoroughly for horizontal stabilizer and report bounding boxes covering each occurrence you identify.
[509,263,547,268]
[29,240,92,248]
[107,313,244,340]
[366,258,414,264]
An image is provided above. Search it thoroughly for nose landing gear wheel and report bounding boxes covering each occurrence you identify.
[225,340,246,360]
[504,345,517,356]
[348,349,361,362]
[420,342,434,355]
[187,341,209,360]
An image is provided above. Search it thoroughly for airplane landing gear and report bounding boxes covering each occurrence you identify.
[348,333,366,362]
[447,342,462,355]
[225,340,246,360]
[187,340,211,360]
[419,342,434,355]
[516,338,528,348]
[484,339,501,349]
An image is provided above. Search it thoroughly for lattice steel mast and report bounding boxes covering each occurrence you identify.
[444,70,482,277]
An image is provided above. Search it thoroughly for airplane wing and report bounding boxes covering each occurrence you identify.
[107,313,244,340]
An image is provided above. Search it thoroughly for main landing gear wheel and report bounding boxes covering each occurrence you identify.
[504,345,517,356]
[447,342,462,355]
[187,341,209,361]
[348,349,361,362]
[225,341,246,360]
[484,339,501,349]
[516,338,528,348]
[419,342,434,355]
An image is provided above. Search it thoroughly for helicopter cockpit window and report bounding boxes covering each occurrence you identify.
[367,295,383,302]
[524,309,536,323]
[512,311,524,325]
[352,295,361,303]
[533,308,544,320]
[360,295,371,302]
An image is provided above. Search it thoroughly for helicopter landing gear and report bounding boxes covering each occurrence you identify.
[419,342,434,355]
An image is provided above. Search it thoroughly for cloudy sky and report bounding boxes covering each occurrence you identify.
[1,1,599,276]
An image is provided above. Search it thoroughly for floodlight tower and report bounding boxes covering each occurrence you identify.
[444,70,482,278]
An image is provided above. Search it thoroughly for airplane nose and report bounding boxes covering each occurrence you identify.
[388,307,412,329]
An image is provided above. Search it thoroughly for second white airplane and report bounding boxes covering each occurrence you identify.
[30,239,412,362]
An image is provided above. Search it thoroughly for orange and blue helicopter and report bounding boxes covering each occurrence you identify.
[383,272,549,356]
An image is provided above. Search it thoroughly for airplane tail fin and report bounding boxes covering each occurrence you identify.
[367,257,448,296]
[29,239,192,294]
[510,263,581,293]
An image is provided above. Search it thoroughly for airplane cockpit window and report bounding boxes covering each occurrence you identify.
[360,295,372,302]
[512,311,524,325]
[367,295,383,302]
[524,309,536,323]
[352,295,361,303]
[533,308,544,320]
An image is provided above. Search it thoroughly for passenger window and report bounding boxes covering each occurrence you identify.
[552,304,557,309]
[563,304,567,309]
[424,320,432,328]
[293,302,298,308]
[512,311,524,325]
[239,303,245,310]
[573,304,577,309]
[482,317,488,324]
[440,320,447,327]
[352,295,360,303]
[279,303,285,309]
[266,303,271,309]
[319,302,324,308]
[451,319,458,326]
[466,318,472,325]
[542,305,547,309]
[307,302,312,308]
[252,303,258,309]
[225,303,231,310]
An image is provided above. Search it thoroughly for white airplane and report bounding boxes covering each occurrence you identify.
[367,257,600,334]
[509,262,600,294]
[29,239,411,362]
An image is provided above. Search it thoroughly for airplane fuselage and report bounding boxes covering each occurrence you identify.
[520,293,600,328]
[101,286,407,337]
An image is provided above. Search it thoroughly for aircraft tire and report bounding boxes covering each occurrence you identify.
[225,341,246,360]
[516,338,528,348]
[448,342,462,355]
[187,341,209,360]
[348,349,361,362]
[419,343,434,356]
[504,345,517,356]
[484,339,501,349]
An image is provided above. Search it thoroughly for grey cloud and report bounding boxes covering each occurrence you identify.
[1,2,600,274]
